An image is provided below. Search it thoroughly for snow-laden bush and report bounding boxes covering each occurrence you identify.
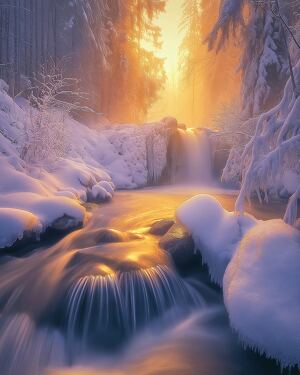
[22,106,70,164]
[21,64,88,164]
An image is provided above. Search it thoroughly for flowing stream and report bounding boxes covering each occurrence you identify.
[0,187,290,375]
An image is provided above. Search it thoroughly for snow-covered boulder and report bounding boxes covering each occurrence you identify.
[90,182,113,202]
[0,194,86,248]
[104,123,170,187]
[0,193,86,228]
[0,208,43,248]
[177,194,257,285]
[224,220,300,368]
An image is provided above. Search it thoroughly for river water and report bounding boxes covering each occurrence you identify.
[0,186,292,375]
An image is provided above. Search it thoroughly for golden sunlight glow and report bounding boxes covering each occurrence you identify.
[156,0,184,77]
[97,264,115,276]
[145,0,241,128]
[145,0,185,123]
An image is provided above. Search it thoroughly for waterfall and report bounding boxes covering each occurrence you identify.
[175,128,212,184]
[0,261,204,373]
[65,265,204,356]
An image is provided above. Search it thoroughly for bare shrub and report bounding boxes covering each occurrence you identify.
[21,62,89,164]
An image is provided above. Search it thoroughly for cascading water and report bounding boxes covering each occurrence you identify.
[0,314,65,375]
[175,128,212,184]
[65,266,203,358]
[0,190,287,375]
[0,195,204,374]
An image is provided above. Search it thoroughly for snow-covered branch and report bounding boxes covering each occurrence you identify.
[234,62,300,224]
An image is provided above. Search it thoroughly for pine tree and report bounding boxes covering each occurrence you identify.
[208,0,293,116]
[177,0,241,125]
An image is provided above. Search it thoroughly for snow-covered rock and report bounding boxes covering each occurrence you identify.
[104,123,170,187]
[0,208,42,248]
[90,183,113,202]
[0,193,86,228]
[177,194,257,285]
[224,220,300,368]
[0,194,86,248]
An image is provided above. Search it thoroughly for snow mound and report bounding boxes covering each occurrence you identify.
[0,208,42,248]
[177,194,257,285]
[224,220,300,368]
[91,182,113,202]
[0,193,86,228]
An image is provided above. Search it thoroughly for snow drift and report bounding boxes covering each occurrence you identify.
[0,208,43,248]
[224,220,300,368]
[178,193,300,368]
[177,194,257,285]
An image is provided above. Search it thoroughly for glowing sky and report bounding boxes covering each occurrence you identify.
[156,0,184,77]
[145,0,184,122]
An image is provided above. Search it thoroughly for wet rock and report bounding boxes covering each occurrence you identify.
[94,228,140,243]
[118,261,143,272]
[159,223,200,271]
[74,228,143,248]
[50,214,83,232]
[149,219,175,236]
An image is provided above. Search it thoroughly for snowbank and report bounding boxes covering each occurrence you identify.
[178,194,300,367]
[0,82,172,248]
[177,195,257,285]
[0,193,86,228]
[224,220,300,368]
[0,208,42,248]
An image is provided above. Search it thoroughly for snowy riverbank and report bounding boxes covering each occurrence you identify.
[0,82,172,249]
[177,194,300,369]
